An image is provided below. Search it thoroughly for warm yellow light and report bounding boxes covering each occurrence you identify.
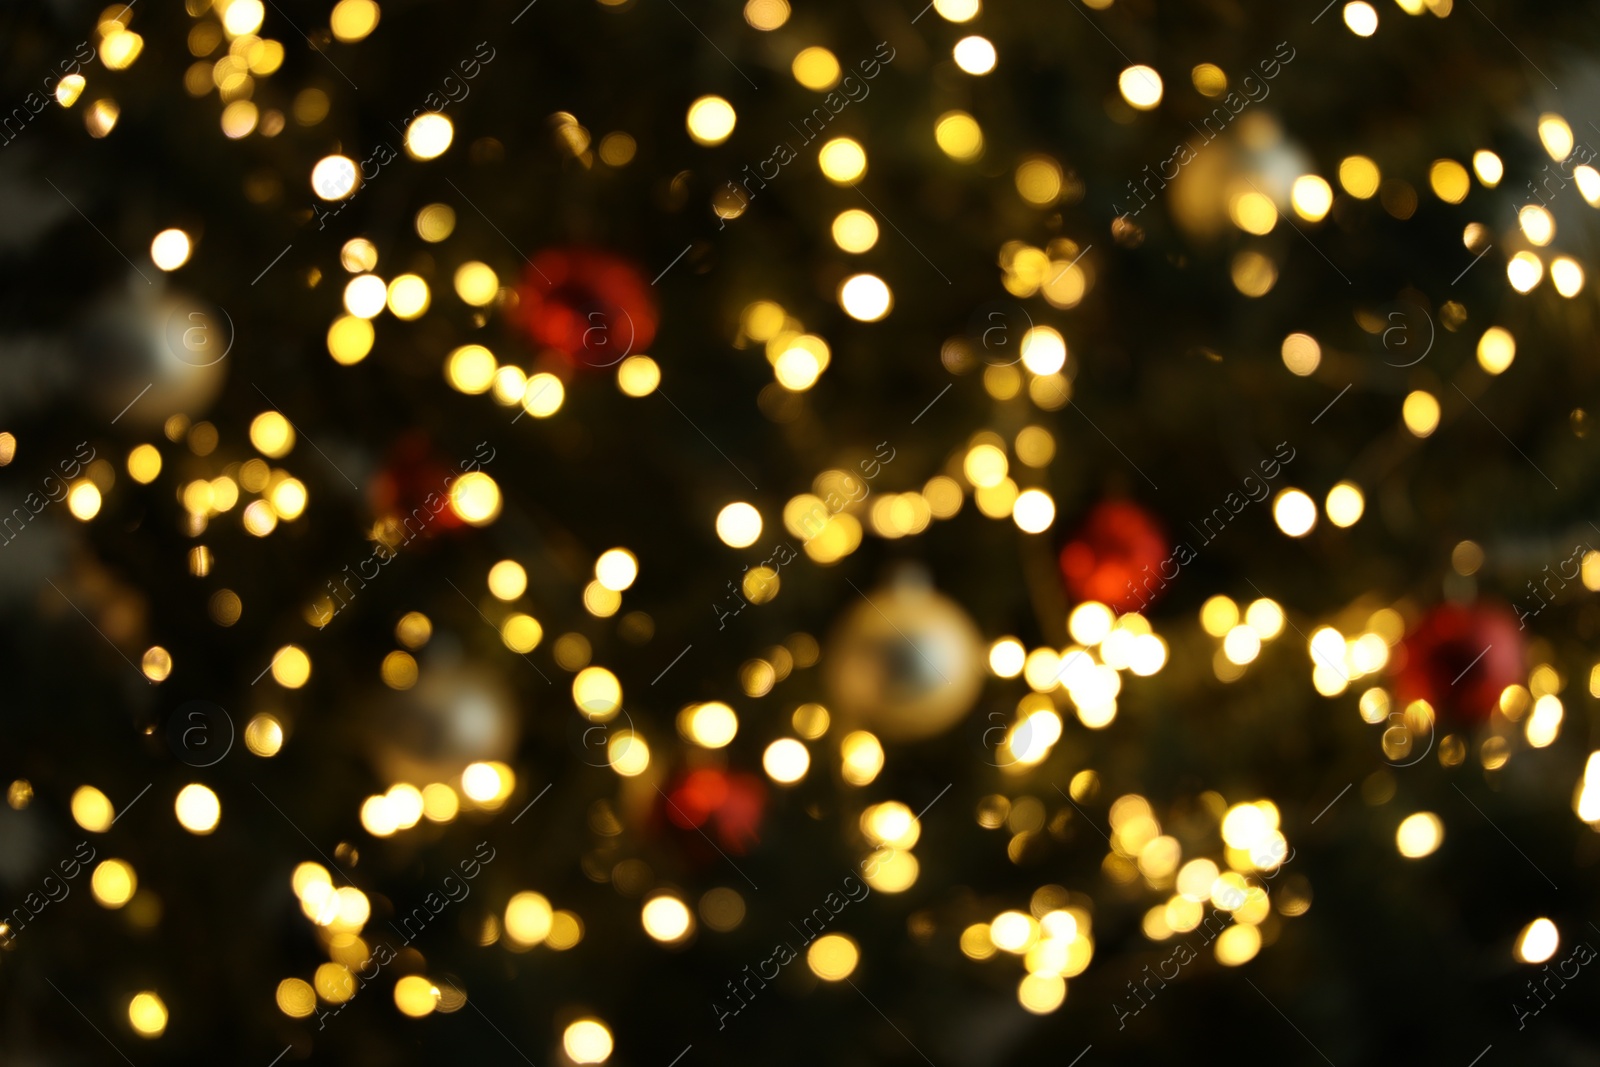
[446,345,497,394]
[271,644,311,687]
[386,274,430,319]
[1552,256,1585,298]
[791,46,841,90]
[774,346,821,391]
[934,111,984,161]
[128,444,162,484]
[328,315,374,365]
[989,638,1026,678]
[311,154,359,200]
[964,443,1008,488]
[1069,601,1115,646]
[642,894,694,943]
[595,548,639,591]
[150,229,192,271]
[1230,191,1278,235]
[91,859,137,907]
[686,96,736,146]
[1402,390,1440,437]
[1281,332,1321,376]
[615,355,660,397]
[841,730,883,785]
[330,0,380,43]
[344,274,387,318]
[276,977,317,1017]
[394,974,438,1017]
[141,646,172,682]
[862,801,920,848]
[1326,482,1364,527]
[222,0,265,35]
[763,738,810,784]
[681,701,739,748]
[832,209,879,253]
[504,890,554,946]
[1012,489,1055,533]
[244,713,284,756]
[1118,65,1163,109]
[406,113,453,160]
[450,472,501,526]
[839,273,892,321]
[953,36,996,75]
[807,933,860,980]
[1508,251,1544,293]
[128,991,168,1037]
[819,137,867,183]
[249,411,294,458]
[1018,973,1067,1013]
[72,785,114,832]
[67,481,101,521]
[1338,155,1380,198]
[1472,149,1503,187]
[608,729,649,776]
[744,0,789,29]
[175,783,221,834]
[1223,625,1261,665]
[1576,165,1600,205]
[715,502,762,548]
[1538,113,1574,161]
[1214,923,1261,965]
[1516,918,1560,964]
[1273,489,1317,537]
[934,0,980,20]
[1428,158,1470,204]
[1519,204,1555,246]
[564,1019,614,1064]
[1290,175,1333,222]
[484,559,526,601]
[56,74,86,107]
[1396,812,1443,857]
[454,261,499,306]
[520,372,564,418]
[1199,596,1238,637]
[1343,1,1378,35]
[1472,326,1515,375]
[1020,326,1067,375]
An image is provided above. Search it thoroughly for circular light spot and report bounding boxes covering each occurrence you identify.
[330,0,380,42]
[450,472,501,525]
[328,315,374,365]
[344,274,387,318]
[487,560,526,600]
[271,645,311,687]
[715,502,762,548]
[91,859,137,907]
[1012,489,1055,533]
[1516,918,1560,964]
[1396,812,1443,858]
[386,274,430,320]
[1325,482,1364,527]
[150,229,192,271]
[642,894,694,943]
[1508,251,1544,293]
[807,933,860,980]
[791,46,841,90]
[818,137,867,183]
[1118,65,1163,109]
[454,261,499,306]
[1281,332,1320,376]
[406,112,453,160]
[1402,390,1440,437]
[128,991,167,1037]
[564,1019,613,1064]
[175,783,220,834]
[686,96,736,146]
[763,738,810,783]
[1343,1,1378,35]
[393,974,438,1017]
[953,35,996,75]
[595,548,639,591]
[1290,175,1333,222]
[839,273,892,321]
[934,111,983,161]
[616,355,660,397]
[1273,489,1317,537]
[311,155,358,200]
[832,209,879,253]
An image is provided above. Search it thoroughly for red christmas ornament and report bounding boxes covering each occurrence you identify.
[1394,602,1523,724]
[370,433,467,534]
[660,768,766,855]
[1059,501,1170,612]
[518,248,657,368]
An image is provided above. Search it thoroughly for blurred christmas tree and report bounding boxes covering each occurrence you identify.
[3,0,1600,1063]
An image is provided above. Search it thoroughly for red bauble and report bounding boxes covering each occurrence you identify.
[518,248,657,368]
[1059,501,1169,612]
[370,433,467,534]
[1394,602,1523,724]
[660,768,766,855]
